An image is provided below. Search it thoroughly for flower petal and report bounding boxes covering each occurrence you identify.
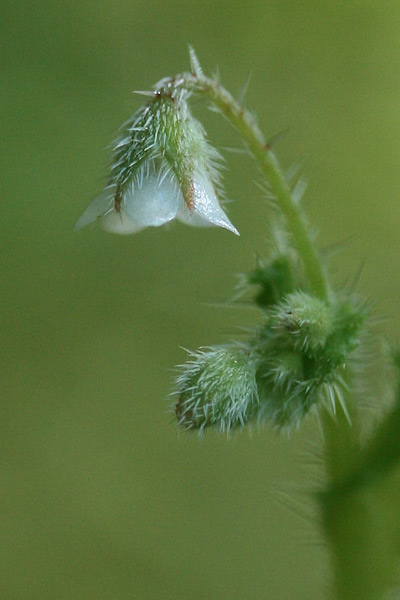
[102,209,144,235]
[176,172,239,236]
[75,189,114,231]
[123,169,182,228]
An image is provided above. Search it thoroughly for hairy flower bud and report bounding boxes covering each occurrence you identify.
[76,87,238,236]
[252,294,366,428]
[271,291,334,352]
[255,352,318,428]
[175,346,258,432]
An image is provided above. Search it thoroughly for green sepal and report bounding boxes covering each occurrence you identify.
[247,255,295,308]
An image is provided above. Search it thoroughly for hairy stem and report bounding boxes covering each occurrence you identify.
[167,72,330,301]
[159,64,400,600]
[166,69,398,600]
[320,392,399,600]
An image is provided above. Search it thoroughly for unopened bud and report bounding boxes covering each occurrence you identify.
[272,291,334,352]
[175,346,258,432]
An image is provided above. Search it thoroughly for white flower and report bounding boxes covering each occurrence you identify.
[75,86,239,236]
[75,160,239,235]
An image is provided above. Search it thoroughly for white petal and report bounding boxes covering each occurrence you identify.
[102,209,144,235]
[123,170,182,228]
[177,172,239,236]
[176,202,214,228]
[75,189,114,230]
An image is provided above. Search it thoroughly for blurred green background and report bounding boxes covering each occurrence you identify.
[2,1,400,598]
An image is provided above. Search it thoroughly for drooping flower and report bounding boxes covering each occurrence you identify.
[75,86,239,236]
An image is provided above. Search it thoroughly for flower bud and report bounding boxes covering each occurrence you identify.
[255,349,317,428]
[271,291,334,352]
[175,346,258,432]
[252,295,366,428]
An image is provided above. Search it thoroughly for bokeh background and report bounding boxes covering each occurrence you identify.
[2,1,400,598]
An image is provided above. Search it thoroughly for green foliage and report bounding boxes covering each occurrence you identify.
[247,254,295,308]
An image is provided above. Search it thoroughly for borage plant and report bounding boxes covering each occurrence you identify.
[77,49,400,600]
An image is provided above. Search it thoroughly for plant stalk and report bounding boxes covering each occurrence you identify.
[170,72,330,301]
[169,69,398,600]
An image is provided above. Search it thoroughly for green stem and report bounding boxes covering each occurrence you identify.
[320,485,398,600]
[319,380,399,600]
[162,66,399,600]
[321,374,360,487]
[167,69,398,600]
[171,73,330,301]
[338,392,400,493]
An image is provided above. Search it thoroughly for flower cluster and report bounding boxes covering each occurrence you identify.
[174,255,366,432]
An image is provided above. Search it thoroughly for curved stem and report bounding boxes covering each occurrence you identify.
[165,70,400,599]
[160,66,400,600]
[166,73,330,301]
